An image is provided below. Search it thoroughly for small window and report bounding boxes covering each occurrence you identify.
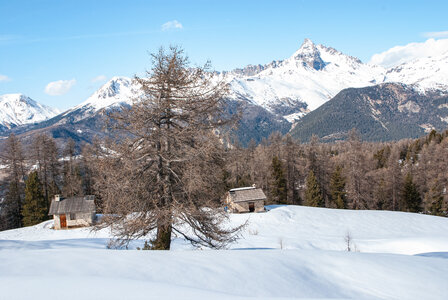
[70,213,76,220]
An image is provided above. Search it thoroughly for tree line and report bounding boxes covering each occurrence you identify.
[2,126,446,232]
[226,128,448,215]
[0,134,91,230]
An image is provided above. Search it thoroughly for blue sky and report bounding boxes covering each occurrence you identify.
[1,0,448,110]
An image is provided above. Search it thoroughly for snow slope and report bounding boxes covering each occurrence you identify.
[385,50,448,92]
[1,205,448,299]
[1,249,447,300]
[0,94,59,128]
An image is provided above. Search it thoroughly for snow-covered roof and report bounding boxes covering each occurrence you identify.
[229,186,256,192]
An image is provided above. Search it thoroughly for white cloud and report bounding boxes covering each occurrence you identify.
[44,79,76,96]
[91,75,107,83]
[423,31,448,38]
[369,38,448,68]
[161,20,183,31]
[0,74,10,82]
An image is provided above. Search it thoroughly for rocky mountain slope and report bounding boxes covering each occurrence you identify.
[291,83,448,142]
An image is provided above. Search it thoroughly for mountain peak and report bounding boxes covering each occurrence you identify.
[290,39,326,71]
[1,93,29,102]
[296,38,318,55]
[95,76,132,99]
[0,94,59,128]
[0,93,38,108]
[71,76,136,113]
[301,38,315,47]
[110,76,131,83]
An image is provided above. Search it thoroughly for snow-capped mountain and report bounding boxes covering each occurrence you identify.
[66,39,388,125]
[67,76,138,116]
[56,39,448,125]
[0,94,59,129]
[51,75,289,146]
[224,39,448,122]
[225,39,386,121]
[385,50,448,92]
[3,38,448,147]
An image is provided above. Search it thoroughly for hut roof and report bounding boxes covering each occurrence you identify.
[49,195,96,215]
[229,187,266,203]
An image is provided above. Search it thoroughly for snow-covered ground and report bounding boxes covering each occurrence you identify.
[1,205,448,299]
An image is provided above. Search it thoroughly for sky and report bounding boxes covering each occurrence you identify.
[1,0,448,111]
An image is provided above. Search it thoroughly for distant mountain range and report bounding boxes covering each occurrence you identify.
[1,77,290,147]
[1,39,448,146]
[223,38,448,123]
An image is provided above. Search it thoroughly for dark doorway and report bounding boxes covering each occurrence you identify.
[60,214,67,228]
[248,202,255,212]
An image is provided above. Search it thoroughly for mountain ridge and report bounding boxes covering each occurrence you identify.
[290,82,448,142]
[2,38,448,145]
[0,94,59,132]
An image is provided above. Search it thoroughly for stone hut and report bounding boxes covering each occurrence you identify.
[49,195,96,229]
[225,186,266,213]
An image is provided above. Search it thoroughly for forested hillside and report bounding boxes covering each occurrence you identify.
[1,127,447,231]
[291,83,448,142]
[227,129,448,214]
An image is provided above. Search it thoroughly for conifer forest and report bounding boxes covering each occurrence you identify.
[1,127,447,231]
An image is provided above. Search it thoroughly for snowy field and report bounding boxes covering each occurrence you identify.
[1,205,448,299]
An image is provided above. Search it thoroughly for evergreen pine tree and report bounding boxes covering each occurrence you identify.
[305,170,324,207]
[3,181,22,229]
[270,156,287,204]
[401,173,422,213]
[329,165,346,209]
[22,171,47,226]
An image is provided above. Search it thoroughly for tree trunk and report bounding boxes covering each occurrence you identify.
[152,223,172,250]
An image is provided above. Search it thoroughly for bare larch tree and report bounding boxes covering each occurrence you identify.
[0,133,26,229]
[95,46,242,249]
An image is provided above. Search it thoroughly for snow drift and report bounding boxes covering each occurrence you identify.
[1,205,448,299]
